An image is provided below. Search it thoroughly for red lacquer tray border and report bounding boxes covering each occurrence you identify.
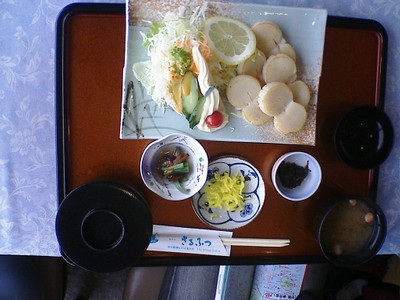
[55,3,387,266]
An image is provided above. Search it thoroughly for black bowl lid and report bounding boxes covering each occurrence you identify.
[55,181,153,272]
[334,106,393,169]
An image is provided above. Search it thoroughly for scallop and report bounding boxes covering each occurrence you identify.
[226,75,261,109]
[252,21,282,57]
[258,82,293,116]
[274,101,307,134]
[278,41,297,61]
[242,98,272,125]
[262,54,297,84]
[237,50,266,83]
[289,80,311,107]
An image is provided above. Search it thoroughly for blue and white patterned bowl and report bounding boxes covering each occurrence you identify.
[192,156,265,230]
[140,133,208,201]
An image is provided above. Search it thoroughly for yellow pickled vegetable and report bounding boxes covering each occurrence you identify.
[204,172,246,211]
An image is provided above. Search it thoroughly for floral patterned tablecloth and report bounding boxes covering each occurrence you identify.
[0,0,399,257]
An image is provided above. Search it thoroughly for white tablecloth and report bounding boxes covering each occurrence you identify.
[0,0,399,257]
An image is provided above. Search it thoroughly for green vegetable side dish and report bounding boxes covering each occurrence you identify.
[156,146,191,193]
[204,172,248,213]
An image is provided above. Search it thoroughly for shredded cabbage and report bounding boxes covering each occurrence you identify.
[132,3,235,124]
[135,6,207,109]
[204,172,246,211]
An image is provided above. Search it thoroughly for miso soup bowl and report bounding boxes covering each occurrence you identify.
[317,196,386,267]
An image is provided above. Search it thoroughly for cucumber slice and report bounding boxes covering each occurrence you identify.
[188,96,206,129]
[182,72,199,116]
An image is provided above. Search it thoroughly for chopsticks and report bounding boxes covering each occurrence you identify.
[220,237,290,248]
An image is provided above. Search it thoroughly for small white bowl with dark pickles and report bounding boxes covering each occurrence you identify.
[271,151,321,201]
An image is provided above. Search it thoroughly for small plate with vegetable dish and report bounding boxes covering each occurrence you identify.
[271,151,321,201]
[192,156,265,230]
[140,133,208,201]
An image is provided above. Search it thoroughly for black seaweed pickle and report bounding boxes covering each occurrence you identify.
[277,160,310,189]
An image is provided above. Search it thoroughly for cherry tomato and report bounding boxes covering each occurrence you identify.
[205,111,223,128]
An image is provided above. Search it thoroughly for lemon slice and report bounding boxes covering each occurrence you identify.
[203,16,256,65]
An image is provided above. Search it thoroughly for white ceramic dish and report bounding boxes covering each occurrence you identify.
[140,133,208,200]
[120,0,327,145]
[192,156,265,230]
[271,151,321,201]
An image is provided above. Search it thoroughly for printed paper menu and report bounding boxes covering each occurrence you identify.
[250,264,307,299]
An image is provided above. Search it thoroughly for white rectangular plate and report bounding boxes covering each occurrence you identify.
[120,0,327,145]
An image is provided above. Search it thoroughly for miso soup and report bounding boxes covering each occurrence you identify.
[320,199,375,257]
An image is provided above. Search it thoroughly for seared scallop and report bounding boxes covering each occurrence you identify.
[258,82,293,116]
[242,98,272,125]
[289,80,311,107]
[252,21,282,57]
[261,54,297,84]
[226,75,261,109]
[237,50,266,83]
[274,101,307,134]
[278,41,297,61]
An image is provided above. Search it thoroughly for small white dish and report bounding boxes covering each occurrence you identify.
[272,152,321,201]
[192,156,265,230]
[140,133,208,200]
